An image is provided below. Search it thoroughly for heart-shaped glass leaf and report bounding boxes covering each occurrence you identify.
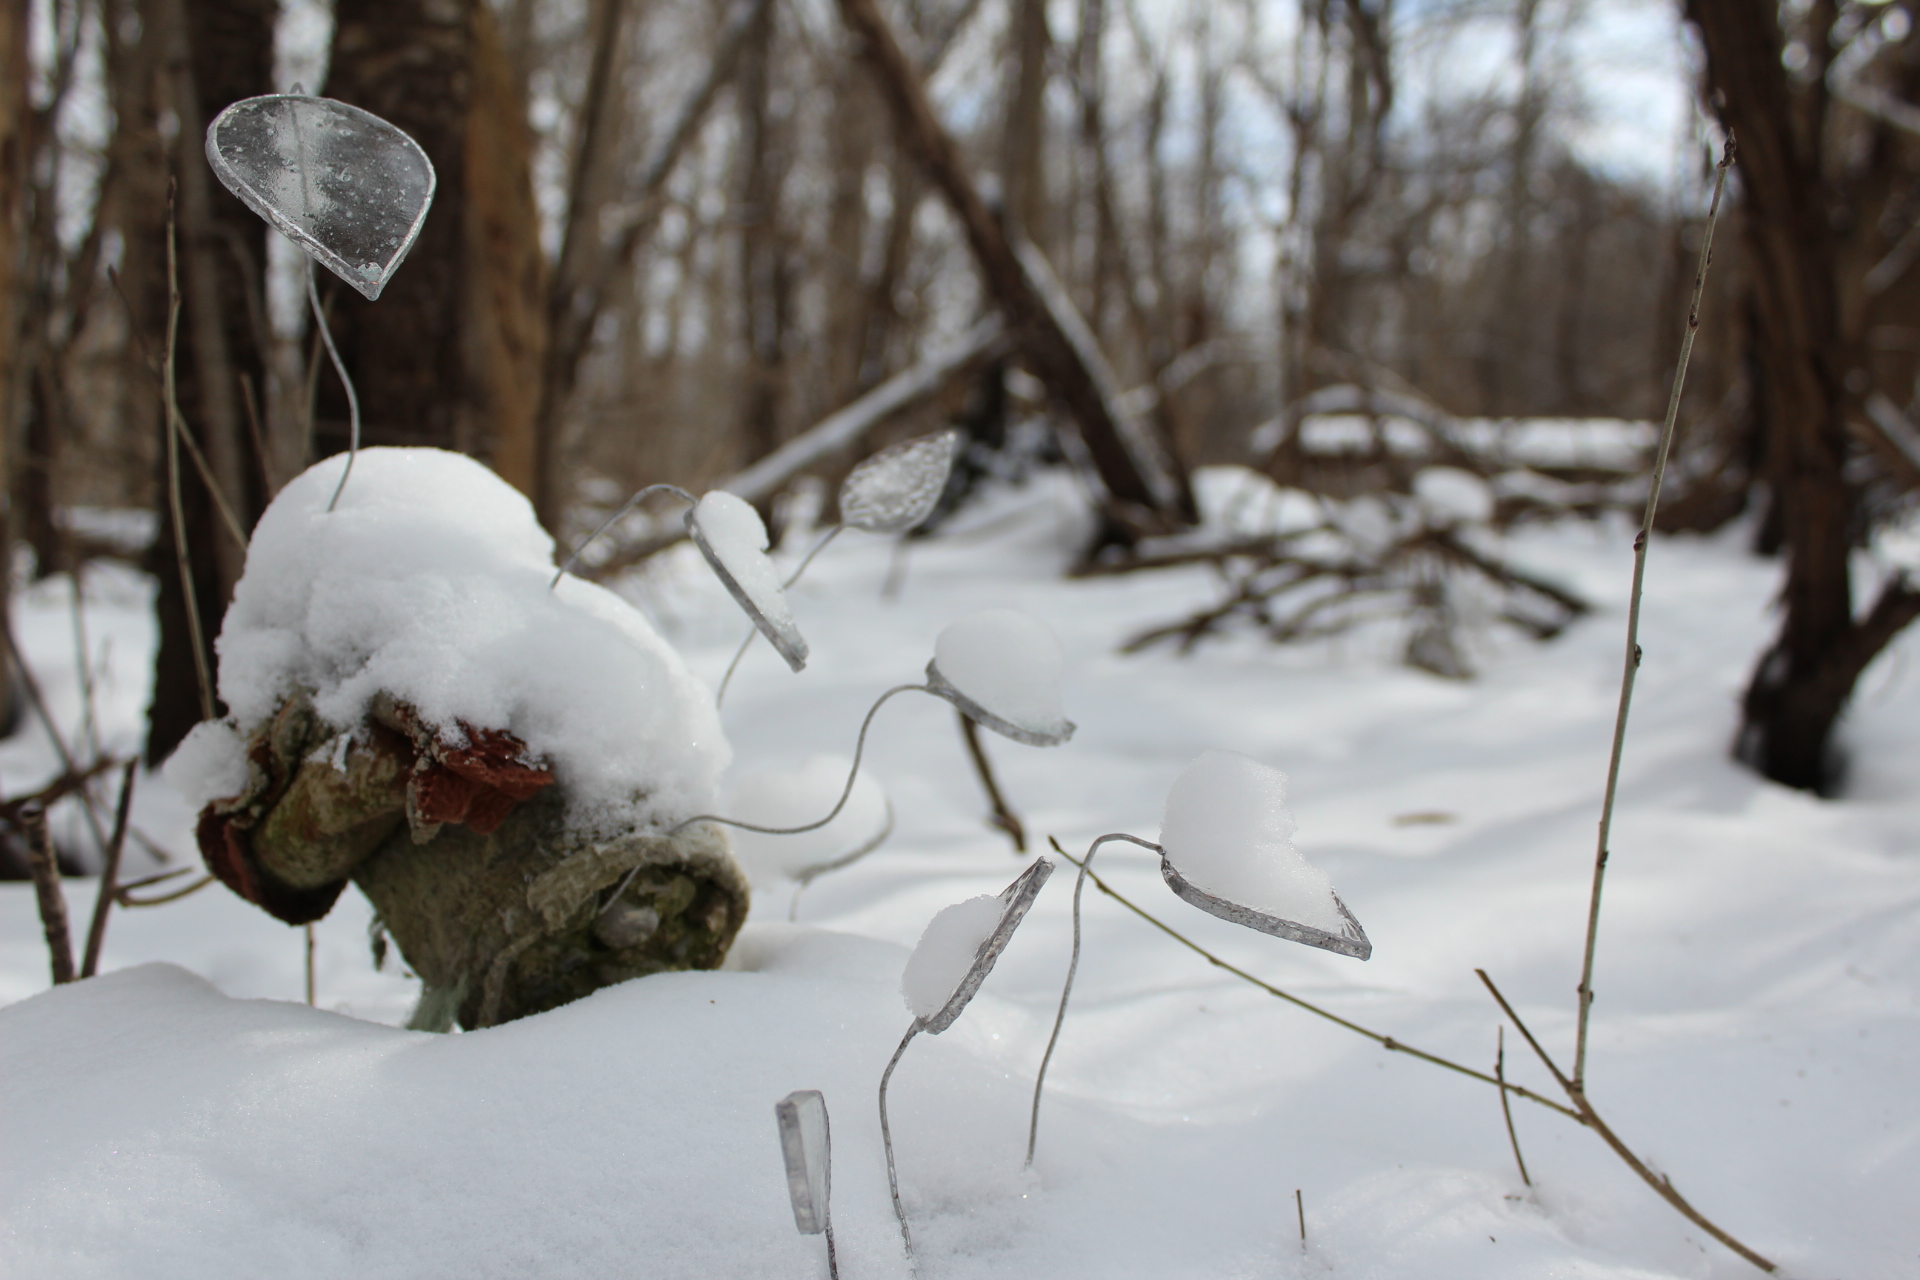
[1158,751,1371,959]
[925,609,1074,747]
[903,858,1054,1034]
[206,94,436,302]
[775,1090,832,1235]
[839,429,963,533]
[687,491,809,672]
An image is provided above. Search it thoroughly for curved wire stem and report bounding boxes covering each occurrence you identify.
[309,262,362,514]
[551,483,697,587]
[716,524,844,707]
[600,683,927,915]
[879,1019,924,1261]
[1026,833,1162,1166]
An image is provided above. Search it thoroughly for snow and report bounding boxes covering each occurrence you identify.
[1413,466,1496,527]
[206,447,728,833]
[1158,750,1343,935]
[3,464,1919,1279]
[690,490,808,671]
[930,609,1074,745]
[725,754,890,886]
[901,894,1004,1021]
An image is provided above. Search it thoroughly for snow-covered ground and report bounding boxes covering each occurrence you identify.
[3,470,1916,1279]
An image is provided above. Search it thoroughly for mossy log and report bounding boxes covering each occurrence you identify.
[194,692,748,1029]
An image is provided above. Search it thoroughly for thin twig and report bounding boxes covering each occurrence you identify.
[120,872,215,907]
[305,923,317,1005]
[1295,1188,1306,1248]
[1573,138,1733,1092]
[1053,845,1579,1120]
[1496,1026,1531,1187]
[959,711,1025,852]
[80,760,137,979]
[164,181,218,724]
[22,806,76,984]
[1476,970,1775,1272]
[0,608,116,862]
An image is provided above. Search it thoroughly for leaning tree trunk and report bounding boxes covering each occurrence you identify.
[196,691,749,1029]
[1687,0,1920,792]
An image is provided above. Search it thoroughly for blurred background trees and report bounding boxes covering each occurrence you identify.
[3,0,1918,792]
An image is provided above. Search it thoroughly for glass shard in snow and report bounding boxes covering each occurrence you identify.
[907,858,1054,1033]
[926,609,1075,747]
[206,95,435,302]
[1158,751,1370,960]
[774,1090,832,1234]
[838,429,963,533]
[686,492,808,672]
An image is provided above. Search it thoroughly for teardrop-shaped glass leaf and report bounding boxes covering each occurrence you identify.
[687,491,809,672]
[925,609,1074,747]
[1158,751,1370,959]
[774,1090,832,1235]
[904,858,1054,1034]
[206,95,436,302]
[838,430,963,533]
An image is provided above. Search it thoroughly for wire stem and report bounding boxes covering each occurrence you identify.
[1573,138,1734,1092]
[552,484,696,587]
[879,1020,923,1260]
[308,262,362,514]
[1027,833,1161,1165]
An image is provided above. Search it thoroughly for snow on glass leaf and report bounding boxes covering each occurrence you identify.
[902,859,1053,1033]
[926,609,1075,747]
[687,491,809,672]
[205,95,435,302]
[1158,751,1370,959]
[725,755,890,887]
[838,429,963,533]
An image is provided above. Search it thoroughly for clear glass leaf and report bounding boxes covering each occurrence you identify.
[205,95,436,302]
[838,430,963,533]
[775,1090,831,1235]
[687,492,809,672]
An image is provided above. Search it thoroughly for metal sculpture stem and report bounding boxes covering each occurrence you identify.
[1572,139,1732,1093]
[1027,833,1162,1166]
[879,1019,924,1259]
[309,262,362,514]
[551,484,696,586]
[716,524,844,707]
[602,683,926,914]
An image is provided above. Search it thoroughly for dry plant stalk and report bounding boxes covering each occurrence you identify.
[22,807,75,984]
[79,760,138,978]
[162,180,217,724]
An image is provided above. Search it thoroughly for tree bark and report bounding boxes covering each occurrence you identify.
[833,0,1192,539]
[143,0,276,764]
[0,0,23,734]
[1687,0,1920,790]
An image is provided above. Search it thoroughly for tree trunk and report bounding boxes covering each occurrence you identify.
[1687,0,1920,791]
[143,0,275,764]
[0,0,23,734]
[315,0,544,474]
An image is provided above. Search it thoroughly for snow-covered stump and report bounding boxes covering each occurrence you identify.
[171,448,749,1030]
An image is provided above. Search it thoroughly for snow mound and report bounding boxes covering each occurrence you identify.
[205,447,729,833]
[901,894,1003,1020]
[1158,750,1342,934]
[725,755,891,885]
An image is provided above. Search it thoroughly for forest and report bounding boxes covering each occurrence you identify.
[1,2,1917,1278]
